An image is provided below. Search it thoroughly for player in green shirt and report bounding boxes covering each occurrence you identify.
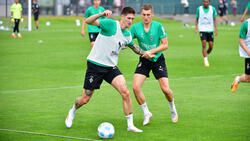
[241,2,250,22]
[130,4,178,126]
[81,0,105,48]
[11,0,23,38]
[231,19,250,92]
[195,0,217,67]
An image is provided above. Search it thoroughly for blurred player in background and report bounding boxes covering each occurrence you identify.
[241,2,250,22]
[130,4,178,126]
[231,18,250,92]
[65,7,155,132]
[195,0,217,67]
[11,0,23,38]
[32,0,40,30]
[81,0,105,48]
[218,0,228,25]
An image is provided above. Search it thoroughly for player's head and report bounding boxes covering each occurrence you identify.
[33,0,37,4]
[203,0,210,8]
[14,0,19,3]
[93,0,101,7]
[120,7,135,28]
[141,4,154,24]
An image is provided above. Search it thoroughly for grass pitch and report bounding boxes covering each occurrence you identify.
[0,16,249,141]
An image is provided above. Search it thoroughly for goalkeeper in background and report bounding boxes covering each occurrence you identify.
[11,0,23,38]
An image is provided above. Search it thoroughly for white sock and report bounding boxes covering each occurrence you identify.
[140,102,150,115]
[236,77,240,83]
[204,56,208,62]
[169,100,176,112]
[71,105,77,113]
[12,32,15,35]
[17,33,21,36]
[126,113,134,128]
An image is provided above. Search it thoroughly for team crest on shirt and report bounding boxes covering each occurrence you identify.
[150,35,153,41]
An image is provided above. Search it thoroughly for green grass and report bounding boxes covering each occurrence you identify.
[0,16,249,141]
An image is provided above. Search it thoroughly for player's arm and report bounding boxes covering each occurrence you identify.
[85,10,112,26]
[81,18,86,37]
[128,44,155,58]
[142,37,168,58]
[241,9,248,22]
[213,17,217,36]
[239,38,250,56]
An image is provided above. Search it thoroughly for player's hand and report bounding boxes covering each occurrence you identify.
[241,18,245,23]
[81,30,85,37]
[102,10,112,17]
[247,50,250,57]
[11,18,14,23]
[195,28,198,34]
[142,51,156,58]
[214,29,218,36]
[21,18,24,22]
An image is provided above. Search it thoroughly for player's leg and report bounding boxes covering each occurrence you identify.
[153,55,178,123]
[111,75,142,132]
[65,89,94,128]
[207,33,214,55]
[200,32,209,66]
[133,73,152,126]
[65,61,102,128]
[231,58,250,92]
[133,57,152,125]
[88,33,99,48]
[90,41,95,48]
[16,19,21,38]
[12,19,18,38]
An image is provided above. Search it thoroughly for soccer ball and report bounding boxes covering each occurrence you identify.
[97,122,115,139]
[46,21,51,26]
[230,22,235,27]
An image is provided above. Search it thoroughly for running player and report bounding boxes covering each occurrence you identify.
[32,0,40,30]
[11,0,23,38]
[231,18,250,92]
[130,4,178,126]
[81,0,105,48]
[65,7,155,132]
[195,0,217,67]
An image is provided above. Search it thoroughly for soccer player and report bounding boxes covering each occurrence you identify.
[241,2,250,23]
[218,0,228,25]
[130,4,178,126]
[195,0,217,67]
[65,7,155,132]
[32,0,40,30]
[11,0,23,38]
[81,0,105,48]
[231,18,250,92]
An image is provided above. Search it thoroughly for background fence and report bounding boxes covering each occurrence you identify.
[0,0,249,17]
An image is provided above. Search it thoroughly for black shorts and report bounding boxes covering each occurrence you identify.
[135,54,168,79]
[34,12,39,21]
[88,33,99,42]
[245,58,250,75]
[218,8,226,16]
[83,61,122,90]
[200,32,214,42]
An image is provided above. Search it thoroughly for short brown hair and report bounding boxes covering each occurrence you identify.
[141,4,153,12]
[121,7,135,16]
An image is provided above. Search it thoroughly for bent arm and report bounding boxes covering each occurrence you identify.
[85,10,112,26]
[128,44,144,55]
[149,37,168,54]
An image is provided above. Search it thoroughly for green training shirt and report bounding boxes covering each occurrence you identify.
[84,6,105,33]
[247,2,250,10]
[196,6,217,19]
[239,20,248,39]
[11,3,22,19]
[130,21,167,62]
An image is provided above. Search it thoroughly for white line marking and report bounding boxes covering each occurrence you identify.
[0,128,101,141]
[0,74,236,94]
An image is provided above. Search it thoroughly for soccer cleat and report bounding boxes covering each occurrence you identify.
[65,108,76,128]
[231,76,240,93]
[204,60,210,67]
[143,112,152,126]
[11,34,16,38]
[171,110,178,123]
[127,126,143,132]
[18,34,22,38]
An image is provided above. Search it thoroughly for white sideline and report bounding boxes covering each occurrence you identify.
[0,128,101,141]
[0,74,236,94]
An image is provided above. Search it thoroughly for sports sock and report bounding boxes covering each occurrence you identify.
[236,77,240,83]
[204,56,208,62]
[126,113,134,128]
[71,105,77,113]
[169,100,176,112]
[140,102,150,115]
[12,32,15,35]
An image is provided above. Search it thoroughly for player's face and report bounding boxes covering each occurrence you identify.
[121,13,135,28]
[93,0,101,6]
[141,9,153,24]
[203,0,209,8]
[15,0,19,3]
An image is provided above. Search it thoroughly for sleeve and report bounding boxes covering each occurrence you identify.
[213,7,217,18]
[239,21,248,39]
[11,5,14,12]
[130,25,136,39]
[196,7,199,19]
[84,8,89,18]
[99,19,116,34]
[19,4,22,11]
[159,24,167,39]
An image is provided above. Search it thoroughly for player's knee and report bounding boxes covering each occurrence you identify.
[132,84,140,94]
[162,87,172,95]
[245,75,250,82]
[120,88,130,99]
